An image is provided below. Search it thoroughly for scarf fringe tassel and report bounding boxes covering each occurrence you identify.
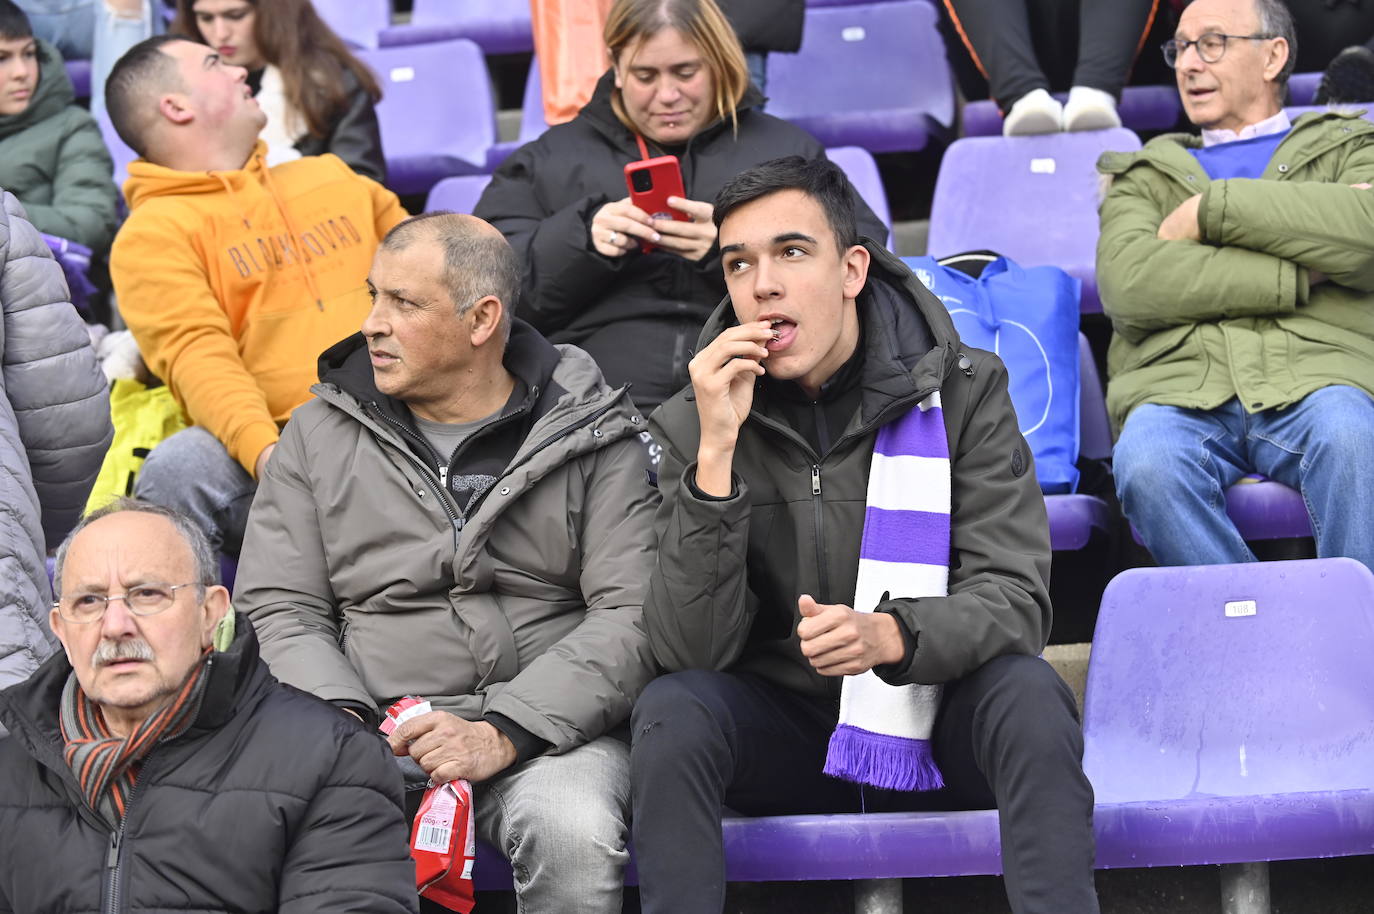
[823,724,945,792]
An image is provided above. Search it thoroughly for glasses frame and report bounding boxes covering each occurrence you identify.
[53,582,204,624]
[1162,32,1275,68]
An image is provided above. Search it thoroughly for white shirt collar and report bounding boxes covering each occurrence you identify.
[1200,110,1292,148]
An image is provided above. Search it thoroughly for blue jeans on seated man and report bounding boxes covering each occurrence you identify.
[1113,385,1374,569]
[398,735,631,914]
[134,426,257,557]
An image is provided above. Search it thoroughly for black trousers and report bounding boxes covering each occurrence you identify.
[630,655,1099,914]
[938,0,1161,111]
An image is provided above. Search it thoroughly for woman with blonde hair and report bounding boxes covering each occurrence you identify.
[171,0,384,181]
[476,0,885,413]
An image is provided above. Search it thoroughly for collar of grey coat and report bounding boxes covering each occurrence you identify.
[698,241,962,447]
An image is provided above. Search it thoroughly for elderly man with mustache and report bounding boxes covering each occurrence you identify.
[0,498,419,913]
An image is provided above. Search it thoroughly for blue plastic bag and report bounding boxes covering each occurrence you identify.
[905,255,1081,493]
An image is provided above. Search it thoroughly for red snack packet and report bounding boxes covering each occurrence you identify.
[411,779,476,913]
[380,698,476,913]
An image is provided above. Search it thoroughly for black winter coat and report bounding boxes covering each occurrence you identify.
[474,71,888,413]
[719,0,806,54]
[248,66,386,184]
[645,244,1052,698]
[0,615,418,914]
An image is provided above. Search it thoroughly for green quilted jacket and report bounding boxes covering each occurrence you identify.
[0,40,116,253]
[1096,110,1374,430]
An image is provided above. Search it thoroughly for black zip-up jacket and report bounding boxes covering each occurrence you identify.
[645,244,1053,698]
[0,615,417,913]
[474,70,888,413]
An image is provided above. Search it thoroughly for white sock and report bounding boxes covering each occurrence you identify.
[1063,86,1121,132]
[1003,88,1064,136]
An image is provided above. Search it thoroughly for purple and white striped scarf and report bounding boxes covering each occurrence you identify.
[823,390,948,792]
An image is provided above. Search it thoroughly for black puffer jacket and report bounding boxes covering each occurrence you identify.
[475,71,888,413]
[247,65,386,183]
[0,615,418,914]
[719,0,806,54]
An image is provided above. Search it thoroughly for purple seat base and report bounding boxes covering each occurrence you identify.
[1045,494,1110,551]
[962,85,1181,138]
[472,790,1374,891]
[787,112,943,154]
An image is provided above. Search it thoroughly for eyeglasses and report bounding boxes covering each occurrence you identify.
[54,582,202,624]
[1162,32,1274,68]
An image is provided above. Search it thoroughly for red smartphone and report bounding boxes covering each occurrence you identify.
[624,155,687,253]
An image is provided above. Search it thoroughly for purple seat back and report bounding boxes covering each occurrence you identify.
[1288,71,1321,106]
[519,54,548,145]
[1077,332,1111,461]
[961,85,1182,137]
[1225,479,1312,541]
[1285,104,1374,125]
[357,39,495,194]
[825,146,891,245]
[65,58,91,100]
[424,174,493,214]
[927,128,1141,313]
[1084,558,1374,804]
[95,105,137,205]
[312,0,389,48]
[766,1,954,153]
[395,0,534,55]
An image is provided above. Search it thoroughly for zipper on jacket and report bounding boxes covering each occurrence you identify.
[370,406,464,534]
[811,464,829,602]
[103,829,123,914]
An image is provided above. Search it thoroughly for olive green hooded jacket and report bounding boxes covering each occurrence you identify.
[1096,110,1374,430]
[0,40,116,252]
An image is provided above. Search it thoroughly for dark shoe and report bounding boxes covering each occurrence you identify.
[1315,45,1374,105]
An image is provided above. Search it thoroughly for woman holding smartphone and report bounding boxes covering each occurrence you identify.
[170,0,385,181]
[476,0,886,413]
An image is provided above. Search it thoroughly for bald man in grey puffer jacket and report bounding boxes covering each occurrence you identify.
[0,190,110,694]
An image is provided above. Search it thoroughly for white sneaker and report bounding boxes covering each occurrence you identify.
[1002,88,1063,136]
[1062,86,1121,132]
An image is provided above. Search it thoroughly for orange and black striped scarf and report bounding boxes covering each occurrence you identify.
[58,649,212,829]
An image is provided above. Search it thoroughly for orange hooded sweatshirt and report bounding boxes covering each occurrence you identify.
[112,142,407,475]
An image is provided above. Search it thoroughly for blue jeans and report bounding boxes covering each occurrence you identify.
[402,736,631,914]
[134,426,257,556]
[1113,386,1374,569]
[18,0,160,120]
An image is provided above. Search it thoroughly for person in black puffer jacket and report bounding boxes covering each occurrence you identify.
[0,499,417,914]
[475,0,886,415]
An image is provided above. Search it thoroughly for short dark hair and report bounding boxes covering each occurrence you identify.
[713,155,860,253]
[381,212,521,344]
[105,34,186,159]
[0,0,32,41]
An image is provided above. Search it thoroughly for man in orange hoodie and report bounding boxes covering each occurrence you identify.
[104,35,406,554]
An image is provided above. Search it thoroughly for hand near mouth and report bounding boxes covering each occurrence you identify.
[688,320,776,496]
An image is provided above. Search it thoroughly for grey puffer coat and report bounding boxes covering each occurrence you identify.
[235,323,658,754]
[0,191,111,693]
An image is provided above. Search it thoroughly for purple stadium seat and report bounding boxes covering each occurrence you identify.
[379,0,534,55]
[65,58,91,100]
[486,55,548,169]
[961,85,1182,137]
[1084,558,1374,887]
[1044,333,1111,551]
[312,0,389,49]
[95,105,137,202]
[41,233,97,316]
[356,39,495,195]
[825,146,891,245]
[1129,474,1312,549]
[1288,71,1320,106]
[1285,104,1374,125]
[927,128,1142,313]
[766,1,955,153]
[424,174,493,214]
